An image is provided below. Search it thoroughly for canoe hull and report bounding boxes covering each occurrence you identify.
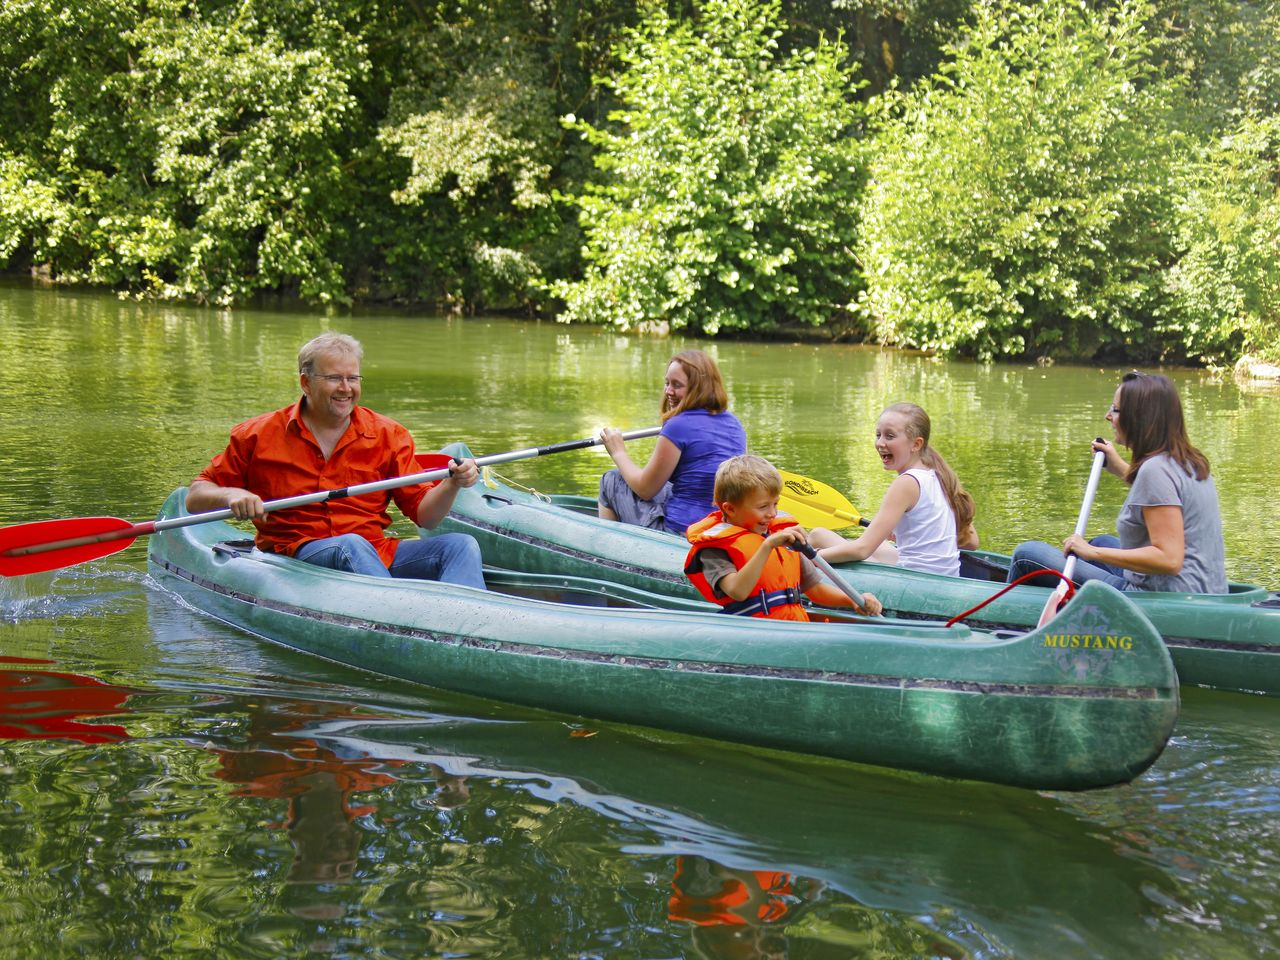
[148,490,1178,790]
[436,464,1280,696]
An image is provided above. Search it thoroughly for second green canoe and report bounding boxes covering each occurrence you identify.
[434,447,1279,697]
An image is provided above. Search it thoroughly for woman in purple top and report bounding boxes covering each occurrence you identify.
[598,350,748,536]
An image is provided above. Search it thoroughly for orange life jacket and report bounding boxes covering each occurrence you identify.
[684,512,808,621]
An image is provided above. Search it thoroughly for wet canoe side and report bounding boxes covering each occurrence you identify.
[148,490,1178,790]
[434,465,1280,697]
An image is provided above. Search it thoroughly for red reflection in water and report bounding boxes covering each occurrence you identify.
[0,656,134,744]
[211,704,410,885]
[669,856,822,960]
[669,856,798,927]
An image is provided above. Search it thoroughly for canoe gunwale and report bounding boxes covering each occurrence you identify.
[464,510,689,585]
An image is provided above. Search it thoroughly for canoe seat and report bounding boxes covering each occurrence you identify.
[958,552,1008,582]
[211,539,256,559]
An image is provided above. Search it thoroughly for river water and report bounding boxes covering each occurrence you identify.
[0,281,1277,959]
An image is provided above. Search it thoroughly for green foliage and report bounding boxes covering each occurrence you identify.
[0,0,633,309]
[860,0,1190,361]
[1,0,1275,367]
[784,0,976,92]
[375,7,566,309]
[1148,0,1280,131]
[552,0,868,335]
[0,0,368,304]
[1167,112,1280,363]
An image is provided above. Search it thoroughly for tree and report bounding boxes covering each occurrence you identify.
[552,0,869,336]
[372,0,638,310]
[1167,112,1280,363]
[859,0,1191,361]
[0,0,637,310]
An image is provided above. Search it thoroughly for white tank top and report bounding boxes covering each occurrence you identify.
[893,468,960,577]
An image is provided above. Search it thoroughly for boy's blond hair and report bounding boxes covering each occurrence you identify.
[714,454,780,506]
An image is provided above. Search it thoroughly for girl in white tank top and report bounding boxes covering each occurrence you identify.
[807,403,978,576]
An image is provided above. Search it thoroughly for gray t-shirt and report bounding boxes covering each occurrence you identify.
[1117,453,1228,593]
[698,548,823,598]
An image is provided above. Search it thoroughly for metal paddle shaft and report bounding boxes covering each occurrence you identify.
[792,542,877,615]
[0,426,662,575]
[1061,447,1108,583]
[1038,442,1108,626]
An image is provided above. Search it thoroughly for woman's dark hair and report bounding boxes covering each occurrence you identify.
[1116,372,1210,484]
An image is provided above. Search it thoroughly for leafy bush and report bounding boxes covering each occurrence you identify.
[552,0,869,335]
[0,0,627,310]
[0,0,367,304]
[859,0,1190,361]
[1167,113,1280,363]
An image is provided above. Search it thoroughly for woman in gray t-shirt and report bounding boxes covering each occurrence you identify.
[1007,372,1228,593]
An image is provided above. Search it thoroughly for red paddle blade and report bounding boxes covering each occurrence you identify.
[1037,580,1070,627]
[0,517,139,577]
[414,452,456,471]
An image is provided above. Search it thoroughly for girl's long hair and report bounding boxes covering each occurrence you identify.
[662,350,730,422]
[883,402,976,533]
[1116,372,1210,484]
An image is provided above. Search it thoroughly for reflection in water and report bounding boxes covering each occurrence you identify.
[669,855,819,960]
[0,657,135,743]
[209,703,405,891]
[309,716,1177,959]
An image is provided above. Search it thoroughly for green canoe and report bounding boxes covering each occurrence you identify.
[433,448,1280,697]
[147,489,1178,790]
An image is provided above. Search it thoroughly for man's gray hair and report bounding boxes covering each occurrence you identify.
[298,333,363,375]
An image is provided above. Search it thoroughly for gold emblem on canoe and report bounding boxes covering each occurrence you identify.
[1043,634,1134,651]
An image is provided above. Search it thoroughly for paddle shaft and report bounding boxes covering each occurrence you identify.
[1037,442,1108,626]
[793,542,874,613]
[1060,446,1108,583]
[3,427,662,561]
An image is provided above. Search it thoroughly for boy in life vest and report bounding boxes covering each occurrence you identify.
[685,455,882,620]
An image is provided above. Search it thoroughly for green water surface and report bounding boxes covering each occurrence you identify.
[0,281,1277,959]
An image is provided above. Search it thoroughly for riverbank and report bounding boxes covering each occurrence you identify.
[12,271,1267,371]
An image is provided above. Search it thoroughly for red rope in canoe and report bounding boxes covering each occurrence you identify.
[944,569,1075,628]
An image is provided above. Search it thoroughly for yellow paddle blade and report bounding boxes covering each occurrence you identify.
[778,470,863,530]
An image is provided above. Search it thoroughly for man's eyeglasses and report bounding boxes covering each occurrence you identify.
[311,374,363,385]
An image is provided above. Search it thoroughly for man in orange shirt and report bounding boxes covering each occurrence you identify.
[186,332,485,588]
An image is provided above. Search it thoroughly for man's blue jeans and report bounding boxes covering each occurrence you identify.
[1006,535,1129,590]
[295,533,486,590]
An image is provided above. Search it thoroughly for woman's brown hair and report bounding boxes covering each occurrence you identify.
[1116,372,1210,484]
[662,350,729,422]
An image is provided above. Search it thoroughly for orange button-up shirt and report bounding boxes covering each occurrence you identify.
[197,400,436,567]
